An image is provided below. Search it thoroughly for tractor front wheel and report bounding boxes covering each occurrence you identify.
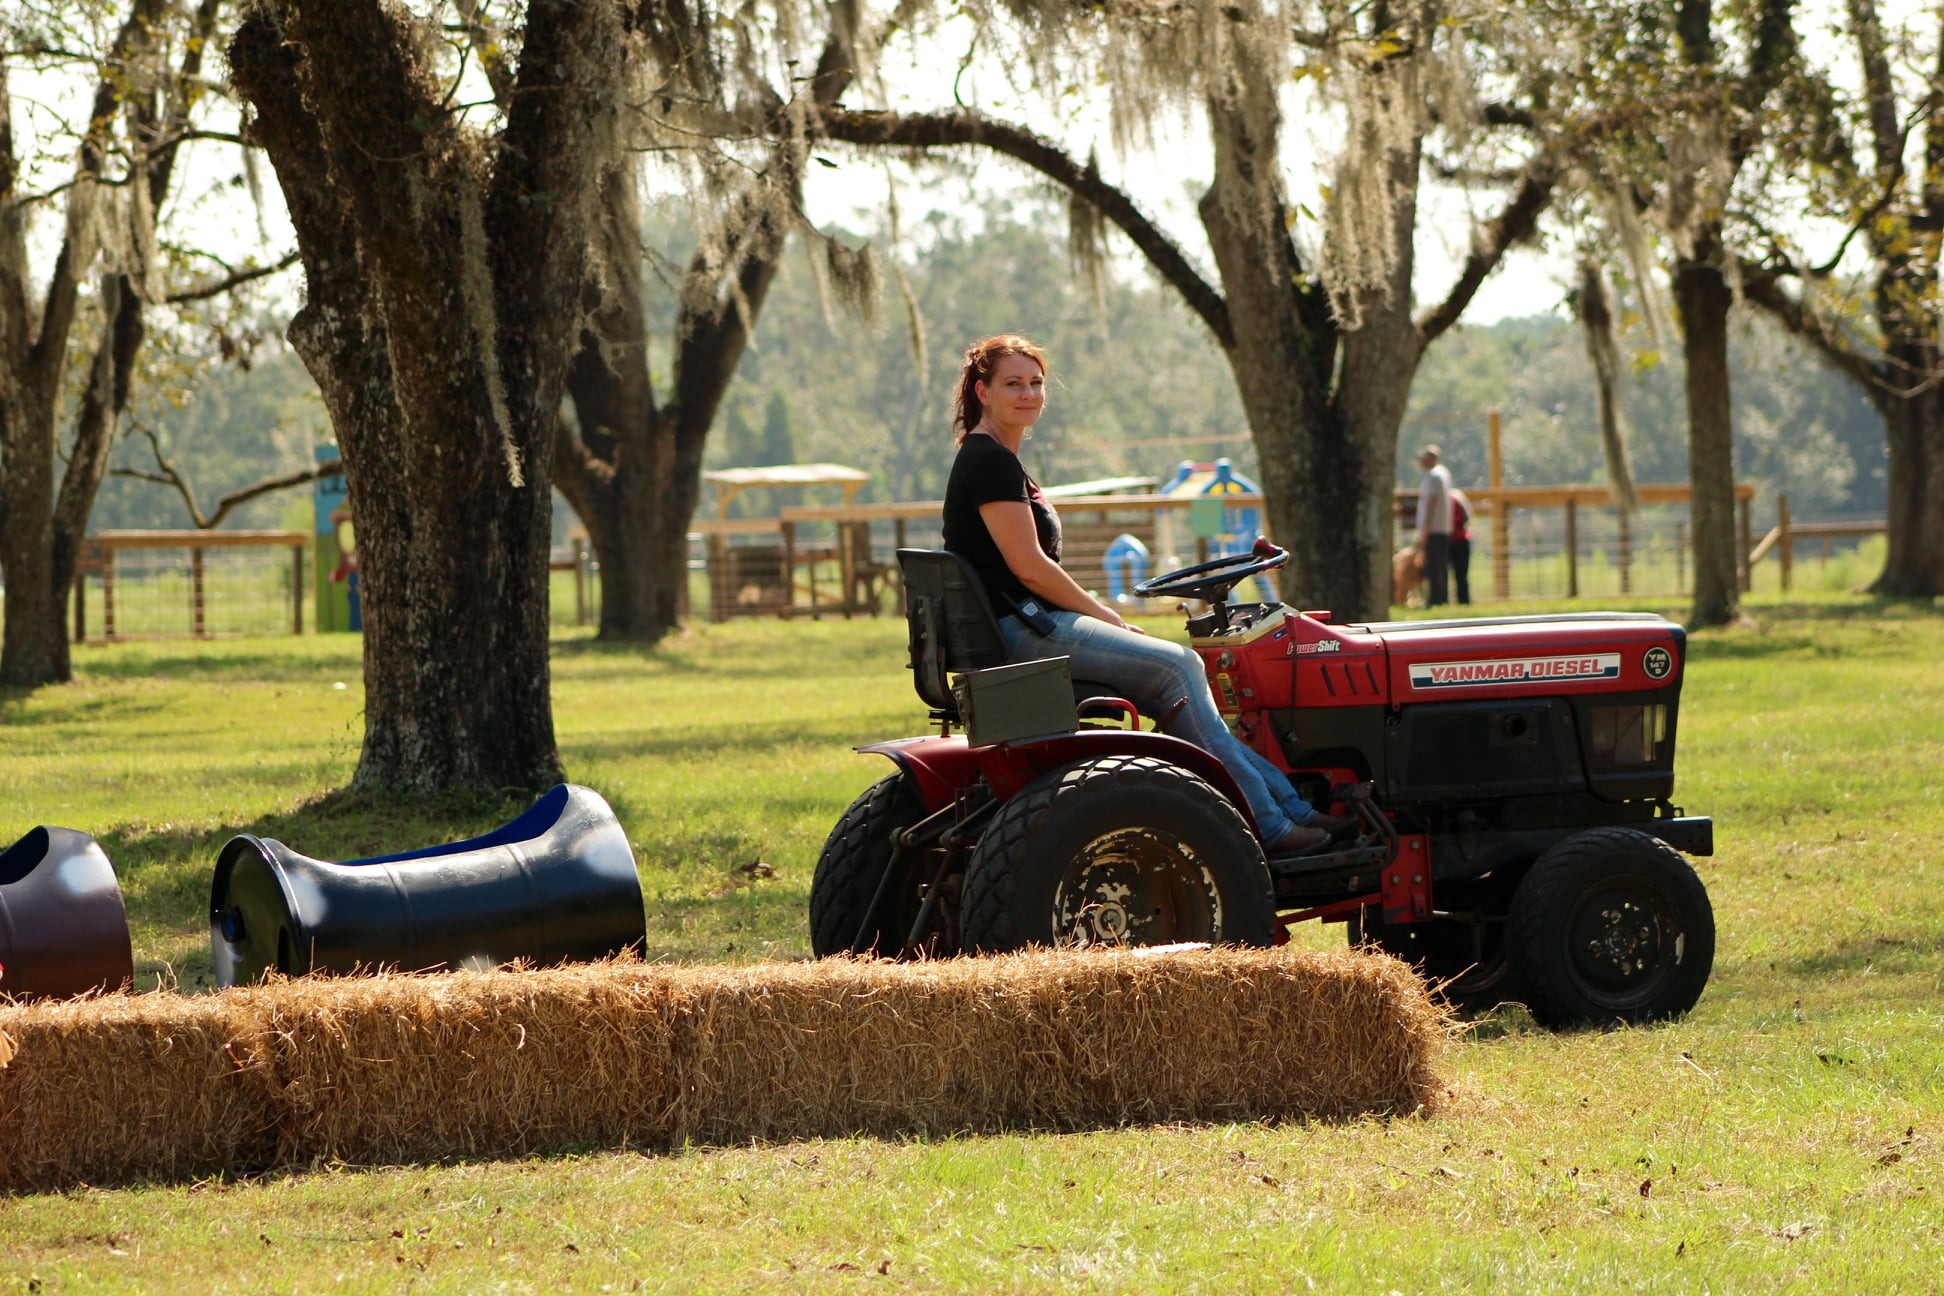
[960,755,1275,953]
[1507,827,1714,1027]
[810,772,940,957]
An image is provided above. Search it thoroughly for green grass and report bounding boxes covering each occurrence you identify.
[2,594,1941,1292]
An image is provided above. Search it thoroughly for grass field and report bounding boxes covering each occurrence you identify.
[1,591,1940,1292]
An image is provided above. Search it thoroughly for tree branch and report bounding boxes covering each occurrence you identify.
[674,35,856,436]
[114,422,344,529]
[452,0,517,112]
[1737,260,1890,407]
[1926,11,1944,229]
[820,105,1233,347]
[27,0,169,391]
[164,249,300,303]
[550,411,613,523]
[1416,155,1560,346]
[1847,0,1905,180]
[143,0,222,211]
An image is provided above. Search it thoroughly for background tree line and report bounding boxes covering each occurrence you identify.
[99,194,1887,532]
[3,0,1934,795]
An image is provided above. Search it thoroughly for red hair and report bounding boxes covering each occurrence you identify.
[952,334,1049,444]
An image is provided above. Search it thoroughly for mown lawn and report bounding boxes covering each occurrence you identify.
[1,594,1939,1293]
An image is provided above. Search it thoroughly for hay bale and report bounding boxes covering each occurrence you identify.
[0,946,1446,1192]
[257,967,682,1164]
[670,946,1446,1141]
[0,993,277,1194]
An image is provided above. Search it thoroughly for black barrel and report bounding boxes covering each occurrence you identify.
[208,784,646,987]
[0,826,135,1000]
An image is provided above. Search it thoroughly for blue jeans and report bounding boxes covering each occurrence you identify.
[996,610,1317,842]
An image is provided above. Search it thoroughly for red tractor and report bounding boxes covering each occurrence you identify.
[810,545,1715,1027]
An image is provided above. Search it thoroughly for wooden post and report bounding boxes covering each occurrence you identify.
[1488,410,1510,601]
[74,572,86,643]
[292,542,305,634]
[676,534,689,623]
[783,519,805,618]
[707,532,729,623]
[894,517,909,615]
[1675,522,1687,592]
[191,547,206,637]
[1777,494,1792,592]
[573,536,588,625]
[1564,498,1579,598]
[103,543,116,639]
[1617,509,1633,596]
[1738,492,1754,593]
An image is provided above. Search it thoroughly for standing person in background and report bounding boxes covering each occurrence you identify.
[1449,485,1473,606]
[1414,445,1454,606]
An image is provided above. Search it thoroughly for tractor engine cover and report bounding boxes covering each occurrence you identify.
[1195,608,1689,811]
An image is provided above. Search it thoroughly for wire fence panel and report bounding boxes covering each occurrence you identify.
[1488,502,1695,601]
[74,535,307,641]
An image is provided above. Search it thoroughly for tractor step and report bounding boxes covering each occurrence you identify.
[1265,838,1392,880]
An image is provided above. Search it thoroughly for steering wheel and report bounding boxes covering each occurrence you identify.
[1133,540,1288,604]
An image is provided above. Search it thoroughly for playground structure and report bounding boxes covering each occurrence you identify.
[694,464,875,621]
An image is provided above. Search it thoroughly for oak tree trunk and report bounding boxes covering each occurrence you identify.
[0,379,61,684]
[231,0,624,793]
[1675,230,1742,627]
[552,48,846,643]
[1871,337,1944,596]
[1196,63,1423,618]
[552,169,707,642]
[0,0,186,686]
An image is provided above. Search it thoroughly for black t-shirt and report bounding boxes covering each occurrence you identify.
[942,433,1063,610]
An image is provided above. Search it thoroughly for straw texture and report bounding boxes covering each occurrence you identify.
[0,993,278,1191]
[0,946,1447,1193]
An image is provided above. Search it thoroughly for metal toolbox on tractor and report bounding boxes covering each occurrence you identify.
[951,657,1078,748]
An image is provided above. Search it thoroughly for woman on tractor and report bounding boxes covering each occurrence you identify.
[941,333,1350,855]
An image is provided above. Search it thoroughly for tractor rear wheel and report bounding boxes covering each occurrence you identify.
[1507,827,1714,1027]
[960,755,1275,953]
[810,773,936,957]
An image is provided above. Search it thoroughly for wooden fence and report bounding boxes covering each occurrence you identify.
[1746,494,1887,591]
[74,530,307,641]
[693,481,1763,620]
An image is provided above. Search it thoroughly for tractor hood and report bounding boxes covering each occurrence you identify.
[1339,612,1686,704]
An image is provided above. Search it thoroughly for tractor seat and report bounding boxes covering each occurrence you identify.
[896,549,1140,731]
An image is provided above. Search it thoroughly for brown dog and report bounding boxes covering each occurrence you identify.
[1391,545,1424,608]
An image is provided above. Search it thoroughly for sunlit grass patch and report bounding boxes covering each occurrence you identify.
[1,593,1940,1290]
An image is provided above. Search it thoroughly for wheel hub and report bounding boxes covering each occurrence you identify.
[1052,828,1221,947]
[1572,894,1665,989]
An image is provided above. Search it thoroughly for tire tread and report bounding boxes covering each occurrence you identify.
[809,773,922,956]
[1508,826,1713,1026]
[961,754,1273,952]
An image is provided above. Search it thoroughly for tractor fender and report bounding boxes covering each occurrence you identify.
[856,736,981,811]
[858,731,1257,832]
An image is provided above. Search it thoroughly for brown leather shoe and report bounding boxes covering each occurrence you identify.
[1304,813,1359,835]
